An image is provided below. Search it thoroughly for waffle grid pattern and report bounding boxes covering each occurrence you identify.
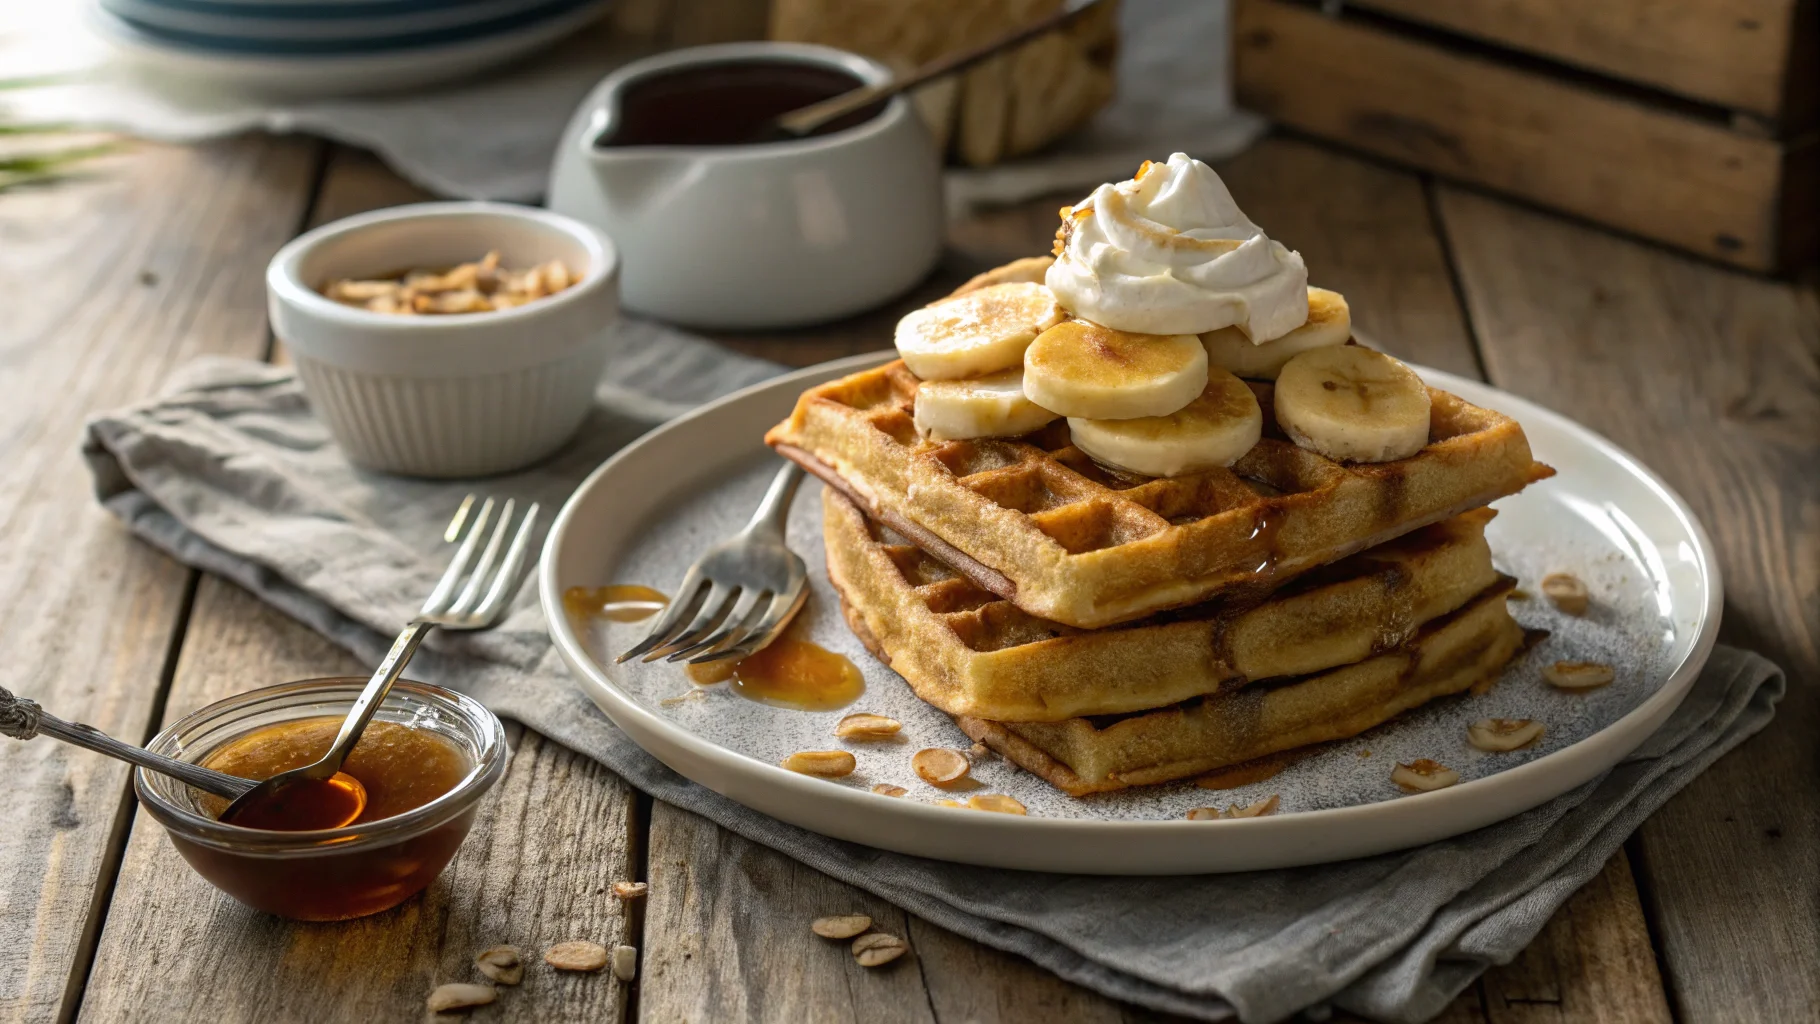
[773,358,1550,628]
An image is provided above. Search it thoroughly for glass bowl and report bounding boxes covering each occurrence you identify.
[136,677,507,921]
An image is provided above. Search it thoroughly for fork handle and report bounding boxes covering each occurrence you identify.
[315,620,436,777]
[744,462,805,539]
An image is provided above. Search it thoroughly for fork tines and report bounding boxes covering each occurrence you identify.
[426,494,541,628]
[617,578,804,665]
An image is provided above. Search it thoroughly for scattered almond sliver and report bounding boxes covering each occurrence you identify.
[1224,794,1280,818]
[1467,718,1545,751]
[1392,759,1460,793]
[1543,660,1614,691]
[811,914,872,939]
[544,940,610,972]
[427,982,496,1012]
[833,712,901,740]
[912,748,970,787]
[1540,572,1590,615]
[966,794,1027,815]
[851,932,908,967]
[323,251,578,316]
[474,945,523,986]
[1185,794,1280,820]
[781,750,856,777]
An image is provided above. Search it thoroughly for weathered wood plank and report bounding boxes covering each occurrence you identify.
[77,577,638,1022]
[0,136,319,1024]
[904,919,1153,1023]
[1233,0,1802,271]
[639,801,937,1022]
[1481,853,1672,1024]
[1347,0,1809,122]
[1436,184,1820,1023]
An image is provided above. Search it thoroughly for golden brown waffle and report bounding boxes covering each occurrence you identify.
[824,488,1504,722]
[771,354,1550,628]
[950,582,1524,796]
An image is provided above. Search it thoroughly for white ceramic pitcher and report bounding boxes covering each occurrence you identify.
[547,42,944,330]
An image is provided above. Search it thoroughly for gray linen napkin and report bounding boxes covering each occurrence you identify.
[83,339,1783,1024]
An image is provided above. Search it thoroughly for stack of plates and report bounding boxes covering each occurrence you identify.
[89,0,612,97]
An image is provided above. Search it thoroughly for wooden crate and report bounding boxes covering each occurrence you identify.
[1233,0,1819,272]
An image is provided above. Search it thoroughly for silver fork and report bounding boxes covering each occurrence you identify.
[618,463,807,665]
[217,494,540,822]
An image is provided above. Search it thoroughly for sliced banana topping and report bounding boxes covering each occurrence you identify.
[913,369,1060,441]
[1202,287,1351,380]
[1273,345,1431,463]
[1068,368,1262,478]
[894,282,1063,381]
[1023,320,1208,420]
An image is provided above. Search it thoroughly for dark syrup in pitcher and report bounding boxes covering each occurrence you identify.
[595,59,884,147]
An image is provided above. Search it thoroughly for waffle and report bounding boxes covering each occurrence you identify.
[770,354,1550,629]
[949,582,1524,795]
[824,488,1504,722]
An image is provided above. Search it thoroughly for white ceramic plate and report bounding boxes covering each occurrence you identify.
[542,352,1720,874]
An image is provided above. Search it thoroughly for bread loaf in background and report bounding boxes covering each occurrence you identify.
[769,0,1118,166]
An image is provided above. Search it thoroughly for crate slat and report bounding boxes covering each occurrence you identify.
[1234,0,1817,271]
[1348,0,1815,127]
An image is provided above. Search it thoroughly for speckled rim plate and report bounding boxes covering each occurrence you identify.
[541,352,1720,874]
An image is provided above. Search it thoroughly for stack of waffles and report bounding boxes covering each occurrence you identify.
[766,155,1553,797]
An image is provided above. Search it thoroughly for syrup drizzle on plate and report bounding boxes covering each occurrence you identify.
[563,584,669,623]
[572,586,863,711]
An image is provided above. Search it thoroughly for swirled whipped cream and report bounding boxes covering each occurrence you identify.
[1045,153,1309,340]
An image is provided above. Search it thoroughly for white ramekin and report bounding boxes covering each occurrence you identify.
[267,202,620,478]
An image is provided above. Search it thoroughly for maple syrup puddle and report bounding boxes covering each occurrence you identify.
[564,584,669,623]
[685,636,863,712]
[568,582,861,711]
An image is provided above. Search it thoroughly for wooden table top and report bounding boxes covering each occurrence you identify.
[0,128,1813,1023]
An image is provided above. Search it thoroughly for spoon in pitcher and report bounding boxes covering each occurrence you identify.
[0,682,322,810]
[763,0,1108,140]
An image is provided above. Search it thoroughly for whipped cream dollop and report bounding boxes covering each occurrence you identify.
[1045,153,1309,341]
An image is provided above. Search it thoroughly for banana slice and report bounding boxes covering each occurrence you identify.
[1023,320,1208,420]
[1068,368,1262,477]
[913,369,1060,440]
[1202,287,1352,380]
[894,282,1063,381]
[1273,345,1431,463]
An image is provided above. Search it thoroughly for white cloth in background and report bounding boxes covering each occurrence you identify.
[1,0,1263,206]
